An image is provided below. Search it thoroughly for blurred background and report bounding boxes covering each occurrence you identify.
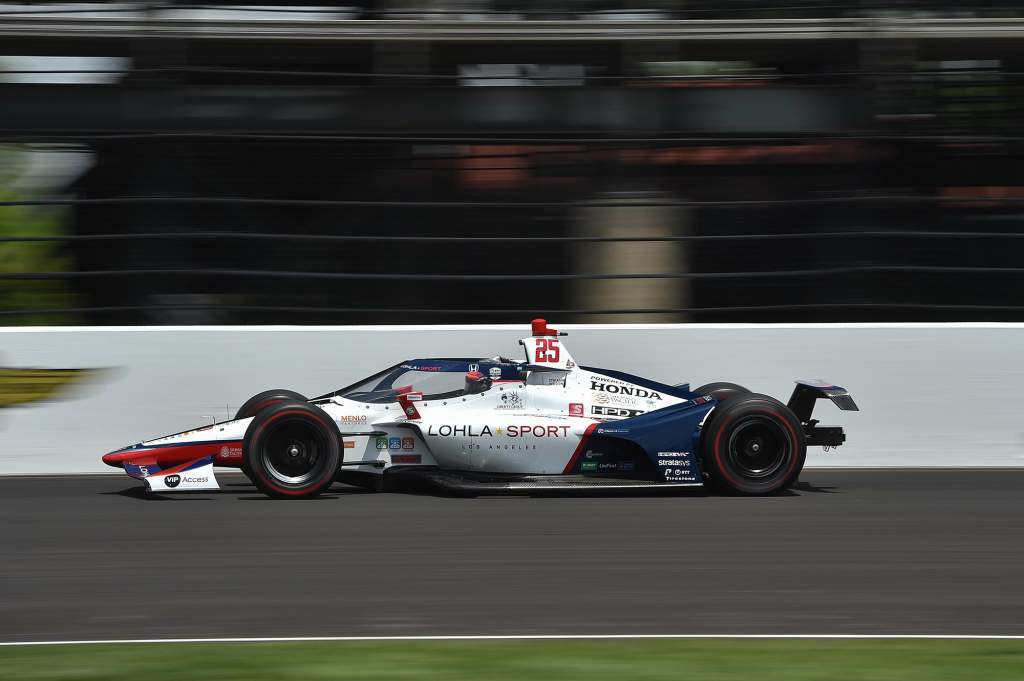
[1,1,1023,325]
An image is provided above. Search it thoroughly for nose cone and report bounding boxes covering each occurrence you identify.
[101,451,123,468]
[101,445,141,468]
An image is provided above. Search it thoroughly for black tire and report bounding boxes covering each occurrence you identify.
[243,401,342,499]
[700,393,805,495]
[234,390,308,481]
[234,389,308,421]
[693,381,750,402]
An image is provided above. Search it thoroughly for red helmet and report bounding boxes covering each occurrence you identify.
[465,370,492,395]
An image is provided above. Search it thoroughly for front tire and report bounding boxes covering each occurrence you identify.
[701,393,805,495]
[235,389,308,421]
[243,401,342,499]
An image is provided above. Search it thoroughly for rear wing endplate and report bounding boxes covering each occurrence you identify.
[788,379,859,423]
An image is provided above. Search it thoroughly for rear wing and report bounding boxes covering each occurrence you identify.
[788,380,858,450]
[788,379,858,421]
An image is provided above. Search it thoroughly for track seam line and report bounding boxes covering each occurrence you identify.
[2,634,1024,646]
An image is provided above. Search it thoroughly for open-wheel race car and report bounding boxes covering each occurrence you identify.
[102,319,858,498]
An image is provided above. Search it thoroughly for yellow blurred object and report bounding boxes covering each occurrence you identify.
[0,367,97,408]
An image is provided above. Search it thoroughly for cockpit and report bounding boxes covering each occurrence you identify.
[335,359,522,403]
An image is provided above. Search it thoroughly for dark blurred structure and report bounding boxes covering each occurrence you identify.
[2,2,1024,323]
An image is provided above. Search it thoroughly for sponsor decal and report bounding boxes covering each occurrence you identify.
[568,402,584,417]
[498,392,524,410]
[375,436,416,451]
[592,405,644,418]
[658,451,697,482]
[590,380,662,400]
[481,443,537,451]
[338,415,368,423]
[657,452,692,467]
[401,364,443,372]
[585,450,602,459]
[663,469,697,482]
[344,441,355,449]
[489,367,502,380]
[391,454,422,464]
[621,461,635,472]
[468,363,480,373]
[427,424,571,438]
[581,461,598,472]
[565,360,576,369]
[164,474,181,488]
[592,392,610,405]
[536,372,565,386]
[218,445,243,460]
[183,476,208,484]
[597,427,629,434]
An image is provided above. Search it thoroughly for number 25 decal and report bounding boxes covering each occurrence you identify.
[534,338,560,363]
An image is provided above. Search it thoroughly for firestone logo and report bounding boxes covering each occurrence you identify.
[427,424,570,438]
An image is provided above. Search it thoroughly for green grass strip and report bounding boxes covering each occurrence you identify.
[1,639,1023,681]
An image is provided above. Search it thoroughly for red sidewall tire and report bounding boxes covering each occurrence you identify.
[243,402,341,499]
[235,389,308,421]
[702,394,805,495]
[235,390,308,480]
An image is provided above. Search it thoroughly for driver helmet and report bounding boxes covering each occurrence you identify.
[465,370,492,395]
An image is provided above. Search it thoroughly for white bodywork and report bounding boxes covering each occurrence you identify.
[126,333,690,480]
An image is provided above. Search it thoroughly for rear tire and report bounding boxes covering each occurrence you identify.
[692,382,750,402]
[243,401,342,499]
[700,393,805,495]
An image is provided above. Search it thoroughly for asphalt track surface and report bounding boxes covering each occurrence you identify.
[0,470,1022,642]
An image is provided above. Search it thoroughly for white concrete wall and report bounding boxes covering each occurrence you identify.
[1,323,1021,474]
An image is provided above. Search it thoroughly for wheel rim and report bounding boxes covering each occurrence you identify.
[726,416,790,479]
[259,418,329,486]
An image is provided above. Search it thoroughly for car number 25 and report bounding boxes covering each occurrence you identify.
[534,337,560,363]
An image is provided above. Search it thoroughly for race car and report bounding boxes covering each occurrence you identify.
[101,319,858,498]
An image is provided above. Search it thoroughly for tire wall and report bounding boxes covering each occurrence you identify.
[0,323,1016,474]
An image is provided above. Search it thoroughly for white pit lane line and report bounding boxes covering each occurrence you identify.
[1,634,1023,646]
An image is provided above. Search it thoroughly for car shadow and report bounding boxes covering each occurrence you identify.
[101,482,376,501]
[100,487,213,501]
[792,480,839,494]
